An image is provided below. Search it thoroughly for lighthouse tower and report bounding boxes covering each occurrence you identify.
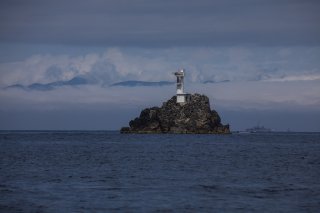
[174,69,187,103]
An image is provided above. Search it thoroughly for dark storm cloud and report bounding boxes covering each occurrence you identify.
[0,0,319,46]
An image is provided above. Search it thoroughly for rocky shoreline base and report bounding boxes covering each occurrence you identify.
[121,94,230,134]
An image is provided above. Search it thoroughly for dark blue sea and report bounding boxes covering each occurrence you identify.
[0,131,319,212]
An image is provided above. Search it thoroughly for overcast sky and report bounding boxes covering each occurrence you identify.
[0,0,319,131]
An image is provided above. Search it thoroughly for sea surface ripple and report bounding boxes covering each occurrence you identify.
[0,131,319,212]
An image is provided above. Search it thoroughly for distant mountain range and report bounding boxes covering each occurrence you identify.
[111,80,231,87]
[202,80,230,84]
[5,77,88,91]
[110,81,175,87]
[4,77,230,91]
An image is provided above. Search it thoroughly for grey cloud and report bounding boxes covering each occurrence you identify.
[89,61,119,85]
[0,0,319,46]
[45,65,64,81]
[1,47,320,88]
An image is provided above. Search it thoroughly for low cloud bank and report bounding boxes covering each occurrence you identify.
[1,47,320,87]
[1,80,319,111]
[1,81,319,131]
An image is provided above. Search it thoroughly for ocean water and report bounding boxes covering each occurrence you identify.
[0,131,319,212]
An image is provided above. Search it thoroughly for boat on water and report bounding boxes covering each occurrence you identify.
[246,125,272,133]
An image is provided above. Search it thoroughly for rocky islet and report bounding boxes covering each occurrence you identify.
[121,93,230,134]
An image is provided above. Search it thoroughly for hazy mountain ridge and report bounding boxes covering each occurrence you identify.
[7,73,318,91]
[5,76,88,91]
[5,78,232,91]
[110,81,175,87]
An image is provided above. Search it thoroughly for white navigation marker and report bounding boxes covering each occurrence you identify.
[174,69,187,103]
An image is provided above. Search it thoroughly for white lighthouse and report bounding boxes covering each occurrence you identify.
[174,69,189,103]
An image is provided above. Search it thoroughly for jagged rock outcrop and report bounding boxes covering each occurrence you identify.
[120,94,230,134]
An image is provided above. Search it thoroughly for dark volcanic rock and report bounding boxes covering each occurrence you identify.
[121,94,230,134]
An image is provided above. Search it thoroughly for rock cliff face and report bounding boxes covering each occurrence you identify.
[120,94,230,134]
